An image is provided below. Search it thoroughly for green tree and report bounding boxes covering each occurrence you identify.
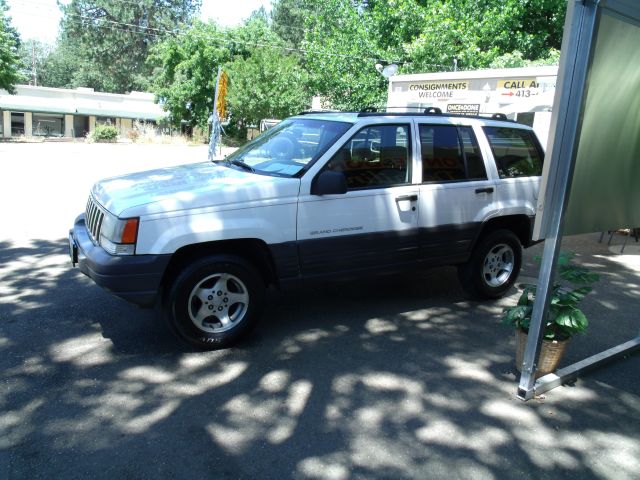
[38,43,77,88]
[149,16,300,132]
[490,49,561,69]
[271,0,311,48]
[17,39,52,86]
[58,0,201,93]
[401,0,566,72]
[149,20,232,130]
[302,0,390,110]
[226,47,309,127]
[302,0,566,110]
[0,0,23,93]
[18,39,99,89]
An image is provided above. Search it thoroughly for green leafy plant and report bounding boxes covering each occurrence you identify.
[502,252,600,340]
[90,125,118,143]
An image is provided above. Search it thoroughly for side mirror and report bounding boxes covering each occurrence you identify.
[311,171,348,196]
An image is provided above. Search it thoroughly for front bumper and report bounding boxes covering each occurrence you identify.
[69,214,171,307]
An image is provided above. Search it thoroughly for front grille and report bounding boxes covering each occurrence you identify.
[85,196,105,243]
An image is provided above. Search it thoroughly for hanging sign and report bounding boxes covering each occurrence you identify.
[408,81,469,100]
[216,71,229,121]
[446,103,481,115]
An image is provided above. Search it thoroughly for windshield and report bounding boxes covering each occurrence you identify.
[221,118,352,177]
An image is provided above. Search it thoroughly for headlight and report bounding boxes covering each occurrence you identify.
[99,212,139,255]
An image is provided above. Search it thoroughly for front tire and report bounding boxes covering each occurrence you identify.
[458,229,522,299]
[165,255,265,349]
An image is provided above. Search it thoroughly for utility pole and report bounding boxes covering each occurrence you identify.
[32,42,37,86]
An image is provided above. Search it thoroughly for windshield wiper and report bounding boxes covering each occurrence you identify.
[227,158,255,172]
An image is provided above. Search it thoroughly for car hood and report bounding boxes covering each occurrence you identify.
[91,162,301,217]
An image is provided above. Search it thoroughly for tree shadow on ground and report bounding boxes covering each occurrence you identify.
[0,235,638,479]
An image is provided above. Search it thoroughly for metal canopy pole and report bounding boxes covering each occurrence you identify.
[517,0,601,401]
[528,337,640,397]
[519,0,640,400]
[208,66,223,162]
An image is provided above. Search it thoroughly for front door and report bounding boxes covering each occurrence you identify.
[297,123,419,278]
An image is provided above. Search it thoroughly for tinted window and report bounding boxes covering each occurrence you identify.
[483,127,544,178]
[324,124,411,189]
[420,125,487,183]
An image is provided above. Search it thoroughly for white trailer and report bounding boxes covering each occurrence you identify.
[387,66,558,148]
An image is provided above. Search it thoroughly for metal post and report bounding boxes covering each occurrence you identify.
[208,66,222,161]
[31,42,38,86]
[517,0,600,400]
[531,336,640,397]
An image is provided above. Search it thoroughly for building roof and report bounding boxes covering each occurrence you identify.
[0,85,167,121]
[390,65,559,83]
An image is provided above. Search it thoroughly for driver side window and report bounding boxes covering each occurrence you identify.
[323,124,411,190]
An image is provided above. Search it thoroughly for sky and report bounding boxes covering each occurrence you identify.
[6,0,273,44]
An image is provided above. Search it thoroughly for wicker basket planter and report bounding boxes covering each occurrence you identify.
[515,329,570,378]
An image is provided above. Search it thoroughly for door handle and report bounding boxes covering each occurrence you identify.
[395,194,418,202]
[475,187,494,194]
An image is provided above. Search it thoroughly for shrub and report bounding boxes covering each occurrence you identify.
[126,129,140,142]
[90,125,118,143]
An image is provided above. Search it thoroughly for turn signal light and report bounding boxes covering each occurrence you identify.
[121,218,139,244]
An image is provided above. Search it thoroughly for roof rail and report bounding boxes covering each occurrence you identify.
[346,109,519,123]
[296,109,342,115]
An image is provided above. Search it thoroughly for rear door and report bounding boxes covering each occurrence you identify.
[415,123,497,264]
[297,122,420,277]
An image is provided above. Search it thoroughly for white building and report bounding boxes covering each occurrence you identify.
[0,85,166,139]
[387,66,558,147]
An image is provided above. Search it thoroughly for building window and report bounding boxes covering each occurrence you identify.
[11,112,25,136]
[73,116,89,138]
[96,117,116,126]
[33,113,64,137]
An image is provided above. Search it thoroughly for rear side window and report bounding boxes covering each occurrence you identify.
[420,125,487,183]
[483,127,544,178]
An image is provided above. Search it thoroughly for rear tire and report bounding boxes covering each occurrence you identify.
[165,255,265,349]
[458,229,522,299]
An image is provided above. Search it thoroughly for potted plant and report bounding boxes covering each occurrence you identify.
[502,252,600,376]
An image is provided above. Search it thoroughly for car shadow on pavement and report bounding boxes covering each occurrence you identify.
[0,235,639,479]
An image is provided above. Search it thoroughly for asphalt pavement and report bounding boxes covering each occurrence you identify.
[0,141,638,479]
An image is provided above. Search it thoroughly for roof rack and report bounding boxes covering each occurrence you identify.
[356,109,515,122]
[296,109,342,115]
[296,106,514,122]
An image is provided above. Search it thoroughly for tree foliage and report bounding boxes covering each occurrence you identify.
[302,0,388,110]
[271,0,311,49]
[149,0,566,137]
[149,15,307,132]
[149,20,233,130]
[58,0,201,93]
[0,0,23,93]
[226,47,309,127]
[301,0,566,110]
